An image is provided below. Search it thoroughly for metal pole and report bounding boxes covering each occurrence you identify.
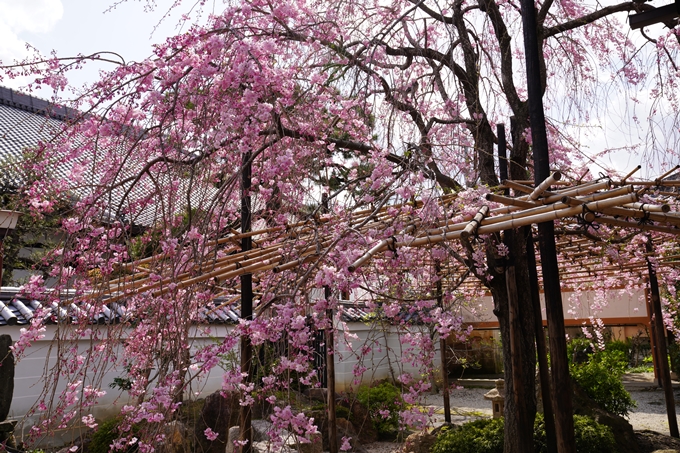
[645,238,679,437]
[519,2,575,451]
[239,151,253,453]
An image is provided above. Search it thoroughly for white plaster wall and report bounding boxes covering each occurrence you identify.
[334,322,442,391]
[4,324,233,448]
[458,287,648,325]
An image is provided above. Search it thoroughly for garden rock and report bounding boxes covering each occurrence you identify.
[400,430,436,453]
[296,432,322,453]
[338,400,377,443]
[226,426,240,453]
[196,391,241,453]
[336,418,366,453]
[572,383,639,453]
[0,334,15,422]
[303,388,327,402]
[158,420,187,453]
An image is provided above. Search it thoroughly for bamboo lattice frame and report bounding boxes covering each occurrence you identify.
[93,168,680,309]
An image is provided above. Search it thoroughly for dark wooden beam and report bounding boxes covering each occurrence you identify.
[519,1,575,451]
[645,238,679,438]
[239,151,254,453]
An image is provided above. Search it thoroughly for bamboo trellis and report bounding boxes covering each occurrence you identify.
[88,168,680,309]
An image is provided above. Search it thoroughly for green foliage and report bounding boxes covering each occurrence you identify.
[534,414,616,453]
[335,405,351,420]
[431,419,504,453]
[432,414,615,453]
[356,381,403,437]
[628,355,654,373]
[568,339,636,417]
[88,417,139,453]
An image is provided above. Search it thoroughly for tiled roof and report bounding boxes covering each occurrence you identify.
[0,87,217,227]
[338,301,426,324]
[0,288,241,327]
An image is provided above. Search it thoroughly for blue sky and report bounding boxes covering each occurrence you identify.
[0,0,180,91]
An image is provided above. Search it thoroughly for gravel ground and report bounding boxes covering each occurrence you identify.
[363,387,678,453]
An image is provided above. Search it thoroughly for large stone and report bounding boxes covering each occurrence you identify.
[194,391,241,453]
[572,383,640,453]
[0,334,15,421]
[158,420,188,453]
[336,418,366,453]
[226,426,240,453]
[0,420,16,449]
[303,388,327,402]
[296,432,322,453]
[400,431,436,453]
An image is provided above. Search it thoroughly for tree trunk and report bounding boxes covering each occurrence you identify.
[487,231,537,453]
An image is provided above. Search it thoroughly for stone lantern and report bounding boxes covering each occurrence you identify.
[483,379,505,419]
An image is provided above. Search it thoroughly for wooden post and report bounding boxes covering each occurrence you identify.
[645,238,679,438]
[504,234,533,452]
[323,194,339,453]
[645,287,661,383]
[526,229,557,453]
[435,261,451,423]
[239,151,254,453]
[497,124,508,196]
[519,1,575,451]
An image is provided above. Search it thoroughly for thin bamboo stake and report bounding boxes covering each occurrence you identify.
[655,165,680,185]
[621,165,641,184]
[595,216,679,235]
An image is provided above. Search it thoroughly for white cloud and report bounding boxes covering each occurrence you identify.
[0,0,63,34]
[0,0,63,63]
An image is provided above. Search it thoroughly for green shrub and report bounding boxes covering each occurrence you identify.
[534,414,616,453]
[430,419,504,453]
[432,414,615,453]
[356,381,403,437]
[567,339,636,417]
[88,417,139,453]
[605,340,631,365]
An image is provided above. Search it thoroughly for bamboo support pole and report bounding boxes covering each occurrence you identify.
[595,216,679,235]
[485,194,538,209]
[620,165,642,184]
[348,224,417,272]
[599,207,680,227]
[528,171,562,200]
[622,202,671,213]
[395,192,637,248]
[655,165,680,185]
[460,206,489,240]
